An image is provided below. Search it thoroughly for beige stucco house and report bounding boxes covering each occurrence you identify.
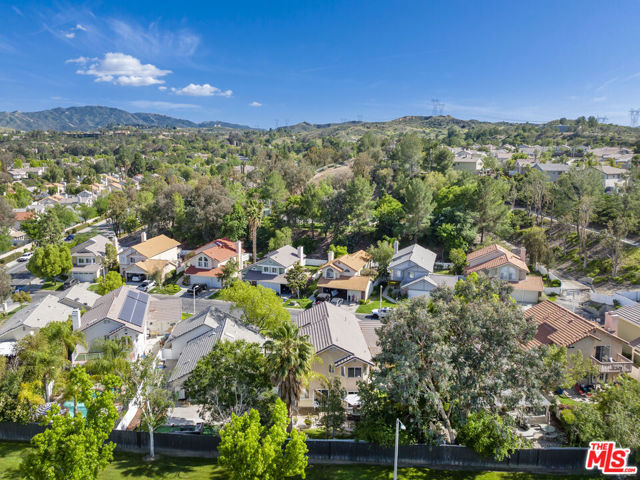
[317,250,373,303]
[119,233,180,282]
[604,304,640,363]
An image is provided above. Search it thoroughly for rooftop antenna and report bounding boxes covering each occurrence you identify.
[432,99,444,116]
[630,109,640,127]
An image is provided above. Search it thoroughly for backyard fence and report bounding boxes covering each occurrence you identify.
[590,291,639,307]
[0,422,594,474]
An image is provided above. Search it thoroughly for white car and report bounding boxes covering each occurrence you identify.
[330,297,344,307]
[17,252,33,262]
[137,279,156,292]
[371,307,393,319]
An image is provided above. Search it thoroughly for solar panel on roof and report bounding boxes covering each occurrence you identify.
[118,295,135,323]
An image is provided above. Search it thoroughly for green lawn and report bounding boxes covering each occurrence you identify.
[356,286,397,314]
[556,395,581,406]
[304,427,354,439]
[208,289,225,299]
[88,283,101,293]
[0,442,580,479]
[286,298,313,309]
[41,281,64,291]
[150,284,182,295]
[181,313,193,320]
[66,230,99,248]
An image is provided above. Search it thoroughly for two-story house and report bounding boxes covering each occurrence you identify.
[527,301,632,383]
[163,306,264,398]
[119,233,180,282]
[243,245,304,294]
[465,244,543,304]
[593,165,627,191]
[388,243,459,298]
[70,234,117,282]
[73,286,181,362]
[317,250,373,303]
[533,162,570,183]
[185,238,250,288]
[295,302,374,413]
[604,304,640,364]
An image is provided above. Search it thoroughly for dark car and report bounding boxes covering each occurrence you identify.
[186,284,208,295]
[65,234,75,242]
[315,293,331,304]
[63,278,79,289]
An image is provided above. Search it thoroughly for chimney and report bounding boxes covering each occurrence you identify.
[519,247,527,263]
[604,312,619,334]
[236,240,243,273]
[140,231,147,243]
[393,240,399,254]
[298,246,305,266]
[327,250,335,262]
[71,309,82,331]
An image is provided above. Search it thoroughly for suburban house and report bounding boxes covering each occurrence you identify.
[592,165,627,191]
[317,250,374,303]
[60,284,101,310]
[244,245,305,294]
[119,233,180,282]
[0,295,74,348]
[163,306,264,398]
[604,304,640,363]
[70,234,116,282]
[295,302,374,412]
[453,154,484,173]
[185,238,250,288]
[74,286,181,361]
[527,301,632,383]
[388,243,459,298]
[465,244,543,304]
[533,162,570,182]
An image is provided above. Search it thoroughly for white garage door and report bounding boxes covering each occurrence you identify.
[407,289,431,299]
[72,272,95,282]
[191,275,221,288]
[259,282,281,294]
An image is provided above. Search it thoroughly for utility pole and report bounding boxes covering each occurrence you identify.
[193,287,196,314]
[394,418,406,480]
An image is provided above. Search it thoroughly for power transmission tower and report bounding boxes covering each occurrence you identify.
[432,99,444,116]
[630,109,640,127]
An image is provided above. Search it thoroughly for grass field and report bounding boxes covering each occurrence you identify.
[286,297,313,309]
[0,442,581,479]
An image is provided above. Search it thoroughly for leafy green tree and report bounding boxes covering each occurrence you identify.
[63,366,93,417]
[268,226,292,251]
[393,133,424,178]
[27,244,72,285]
[403,178,434,242]
[103,242,119,272]
[42,319,86,361]
[185,340,274,424]
[220,281,290,331]
[264,321,314,419]
[84,337,132,383]
[600,218,635,277]
[261,171,289,208]
[217,258,238,288]
[96,271,124,295]
[300,183,323,238]
[218,398,308,480]
[520,227,548,266]
[317,377,346,439]
[375,194,405,238]
[106,192,129,237]
[520,168,551,224]
[449,248,467,274]
[367,239,394,281]
[222,202,248,241]
[23,210,64,246]
[285,263,307,299]
[21,375,121,480]
[50,204,79,228]
[368,275,552,444]
[130,356,175,459]
[431,147,454,173]
[457,410,522,460]
[473,177,509,243]
[0,265,12,306]
[344,176,375,235]
[77,204,98,222]
[328,244,348,258]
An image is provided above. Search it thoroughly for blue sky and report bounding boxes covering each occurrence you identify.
[1,1,640,127]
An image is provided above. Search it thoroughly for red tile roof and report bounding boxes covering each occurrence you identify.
[512,275,544,292]
[194,238,242,263]
[465,243,529,274]
[185,265,223,278]
[14,211,33,222]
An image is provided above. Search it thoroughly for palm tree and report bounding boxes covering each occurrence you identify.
[245,198,263,262]
[18,332,66,402]
[264,321,314,420]
[84,337,132,380]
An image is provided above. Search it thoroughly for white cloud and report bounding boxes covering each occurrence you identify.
[73,52,171,86]
[592,96,607,103]
[75,24,88,31]
[249,101,262,107]
[66,56,97,64]
[130,100,199,110]
[171,83,232,97]
[64,32,76,39]
[158,86,167,91]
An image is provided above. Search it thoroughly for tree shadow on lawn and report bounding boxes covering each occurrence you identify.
[110,452,227,479]
[0,442,24,480]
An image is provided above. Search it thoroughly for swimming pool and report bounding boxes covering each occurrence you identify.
[62,401,88,418]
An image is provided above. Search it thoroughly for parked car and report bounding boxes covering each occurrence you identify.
[17,252,33,262]
[371,307,394,319]
[130,275,142,282]
[65,234,75,242]
[63,278,79,289]
[315,293,331,304]
[330,297,344,307]
[186,283,208,295]
[137,279,156,292]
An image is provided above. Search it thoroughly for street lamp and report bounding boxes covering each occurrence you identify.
[394,418,406,480]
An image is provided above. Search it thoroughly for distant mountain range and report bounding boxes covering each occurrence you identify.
[0,106,254,131]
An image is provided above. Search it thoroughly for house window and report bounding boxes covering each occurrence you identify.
[347,367,362,378]
[271,267,278,274]
[262,266,270,273]
[347,391,358,395]
[315,389,328,402]
[595,345,611,362]
[341,366,345,376]
[328,364,335,373]
[326,269,334,279]
[279,268,284,274]
[394,270,401,279]
[197,257,209,268]
[409,272,415,279]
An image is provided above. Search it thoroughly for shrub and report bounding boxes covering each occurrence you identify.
[551,279,561,287]
[560,409,576,426]
[304,417,313,426]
